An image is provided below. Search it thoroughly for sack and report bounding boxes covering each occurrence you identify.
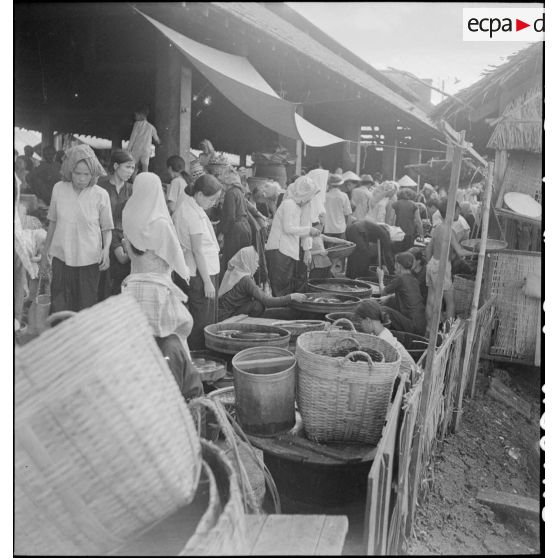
[523,272,541,299]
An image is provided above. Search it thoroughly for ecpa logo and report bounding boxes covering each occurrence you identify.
[463,8,544,42]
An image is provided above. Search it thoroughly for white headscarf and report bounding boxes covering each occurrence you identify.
[285,175,321,205]
[122,172,190,280]
[218,246,259,297]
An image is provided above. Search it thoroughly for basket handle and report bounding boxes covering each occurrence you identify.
[45,311,77,326]
[330,318,357,332]
[342,351,374,368]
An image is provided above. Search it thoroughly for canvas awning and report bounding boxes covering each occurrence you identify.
[140,11,346,148]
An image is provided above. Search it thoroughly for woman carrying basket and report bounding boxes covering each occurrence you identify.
[39,145,113,313]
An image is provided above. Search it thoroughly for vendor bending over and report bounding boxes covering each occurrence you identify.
[345,219,395,278]
[377,251,426,336]
[354,299,415,376]
[218,246,305,321]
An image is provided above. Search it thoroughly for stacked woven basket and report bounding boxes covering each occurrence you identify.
[14,295,247,555]
[295,329,401,445]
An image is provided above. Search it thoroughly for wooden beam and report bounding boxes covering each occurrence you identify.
[477,489,539,521]
[455,162,493,430]
[179,65,192,158]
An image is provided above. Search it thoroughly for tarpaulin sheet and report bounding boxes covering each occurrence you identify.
[140,11,346,147]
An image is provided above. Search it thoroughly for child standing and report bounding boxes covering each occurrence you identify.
[127,106,161,173]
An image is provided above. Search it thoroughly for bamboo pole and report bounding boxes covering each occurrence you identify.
[405,130,466,537]
[456,163,494,417]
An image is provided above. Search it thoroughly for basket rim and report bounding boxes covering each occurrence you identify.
[296,330,401,368]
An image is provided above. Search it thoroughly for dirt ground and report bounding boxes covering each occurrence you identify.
[407,363,542,555]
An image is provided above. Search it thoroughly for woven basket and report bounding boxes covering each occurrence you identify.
[15,294,202,556]
[454,274,475,316]
[271,320,327,341]
[296,329,401,445]
[182,440,247,556]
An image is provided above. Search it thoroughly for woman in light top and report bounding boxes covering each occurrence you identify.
[265,175,322,296]
[218,246,305,321]
[369,180,398,224]
[40,145,113,313]
[172,174,222,350]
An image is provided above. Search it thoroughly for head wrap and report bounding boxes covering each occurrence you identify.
[285,175,321,205]
[60,145,106,187]
[122,172,190,280]
[220,165,243,189]
[395,251,415,270]
[218,246,259,297]
[355,299,390,324]
[380,180,399,198]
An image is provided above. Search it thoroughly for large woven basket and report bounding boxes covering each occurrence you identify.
[454,274,475,316]
[182,440,246,555]
[14,294,202,556]
[296,330,401,445]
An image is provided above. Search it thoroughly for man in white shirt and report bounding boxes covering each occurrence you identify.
[324,174,352,237]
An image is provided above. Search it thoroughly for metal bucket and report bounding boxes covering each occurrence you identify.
[232,347,296,437]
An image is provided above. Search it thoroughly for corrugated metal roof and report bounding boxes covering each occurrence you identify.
[209,2,437,133]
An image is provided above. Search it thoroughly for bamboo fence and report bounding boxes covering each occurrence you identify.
[367,297,497,555]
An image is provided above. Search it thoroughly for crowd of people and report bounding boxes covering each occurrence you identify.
[15,134,481,399]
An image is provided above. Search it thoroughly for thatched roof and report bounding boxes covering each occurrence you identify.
[487,85,542,153]
[430,44,542,153]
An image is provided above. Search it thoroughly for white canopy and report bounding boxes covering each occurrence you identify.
[140,11,347,148]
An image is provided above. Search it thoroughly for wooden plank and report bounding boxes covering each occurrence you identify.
[250,514,325,555]
[314,515,349,555]
[364,378,405,554]
[487,377,531,420]
[457,161,494,413]
[245,515,269,555]
[477,489,540,521]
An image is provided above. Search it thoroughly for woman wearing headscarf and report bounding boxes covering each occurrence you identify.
[173,173,222,350]
[39,145,113,313]
[265,176,322,296]
[218,246,305,321]
[219,166,252,273]
[369,181,398,224]
[121,172,202,401]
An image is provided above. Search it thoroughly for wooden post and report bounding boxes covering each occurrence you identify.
[392,139,398,180]
[456,162,494,415]
[295,106,303,176]
[179,65,192,158]
[423,130,465,387]
[154,41,181,175]
[355,126,362,175]
[405,131,466,537]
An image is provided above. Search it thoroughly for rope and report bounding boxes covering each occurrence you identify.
[188,397,281,514]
